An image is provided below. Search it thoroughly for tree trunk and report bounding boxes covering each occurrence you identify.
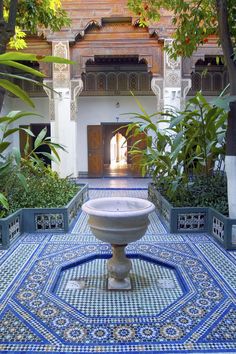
[216,0,236,223]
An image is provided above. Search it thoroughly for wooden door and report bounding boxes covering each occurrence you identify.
[87,125,104,177]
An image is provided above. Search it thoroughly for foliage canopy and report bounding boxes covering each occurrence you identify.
[128,0,236,59]
[2,0,70,49]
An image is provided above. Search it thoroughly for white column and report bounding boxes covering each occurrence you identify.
[44,41,84,178]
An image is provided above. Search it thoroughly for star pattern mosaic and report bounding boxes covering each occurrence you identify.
[0,188,235,354]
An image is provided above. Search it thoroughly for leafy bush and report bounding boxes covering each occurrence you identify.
[126,92,228,215]
[156,173,228,215]
[0,167,79,217]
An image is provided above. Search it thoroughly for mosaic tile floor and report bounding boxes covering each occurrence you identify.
[0,187,236,354]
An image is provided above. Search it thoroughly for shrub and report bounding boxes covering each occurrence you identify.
[126,92,228,215]
[156,173,228,215]
[0,166,79,217]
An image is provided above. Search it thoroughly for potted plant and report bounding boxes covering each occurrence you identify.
[126,92,236,249]
[0,53,88,249]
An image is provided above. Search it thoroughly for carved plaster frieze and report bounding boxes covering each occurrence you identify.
[163,39,182,89]
[52,41,70,88]
[53,41,69,71]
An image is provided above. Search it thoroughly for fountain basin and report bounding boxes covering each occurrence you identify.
[82,197,155,244]
[82,197,155,290]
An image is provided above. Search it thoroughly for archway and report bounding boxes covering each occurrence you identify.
[110,133,127,168]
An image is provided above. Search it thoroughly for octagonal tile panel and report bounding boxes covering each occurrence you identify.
[54,257,185,317]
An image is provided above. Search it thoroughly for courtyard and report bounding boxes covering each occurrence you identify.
[0,178,235,354]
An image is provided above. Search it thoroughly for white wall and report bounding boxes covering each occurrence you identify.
[77,95,157,172]
[2,94,158,175]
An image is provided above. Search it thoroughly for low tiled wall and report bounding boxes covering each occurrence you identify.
[148,183,236,250]
[0,184,88,249]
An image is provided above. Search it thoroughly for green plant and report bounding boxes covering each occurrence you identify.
[0,165,79,217]
[126,92,227,210]
[0,51,74,214]
[0,115,66,216]
[169,92,227,177]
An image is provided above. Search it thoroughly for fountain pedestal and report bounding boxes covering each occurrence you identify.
[82,197,155,291]
[107,244,132,290]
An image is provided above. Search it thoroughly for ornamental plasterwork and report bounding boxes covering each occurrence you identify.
[164,40,181,89]
[70,79,84,121]
[182,79,192,98]
[53,42,69,72]
[53,72,70,89]
[71,79,84,101]
[166,54,181,70]
[151,77,163,99]
[43,80,55,121]
[52,41,70,88]
[165,72,181,87]
[151,77,164,111]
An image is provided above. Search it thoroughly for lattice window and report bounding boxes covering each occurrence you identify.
[140,73,150,91]
[202,73,212,91]
[129,73,138,90]
[191,72,201,91]
[86,73,96,91]
[213,73,223,91]
[178,213,205,231]
[118,73,128,91]
[35,214,64,230]
[107,73,117,91]
[212,217,224,240]
[23,80,34,92]
[97,73,106,91]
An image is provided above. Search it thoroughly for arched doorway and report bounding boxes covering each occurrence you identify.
[110,132,127,167]
[103,123,132,177]
[87,123,147,177]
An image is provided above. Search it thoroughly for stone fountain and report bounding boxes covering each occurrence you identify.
[82,197,155,290]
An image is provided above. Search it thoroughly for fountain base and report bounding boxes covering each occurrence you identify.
[107,244,132,290]
[108,277,131,290]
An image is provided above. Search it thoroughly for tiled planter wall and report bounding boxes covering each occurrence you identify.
[148,183,236,250]
[0,184,88,249]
